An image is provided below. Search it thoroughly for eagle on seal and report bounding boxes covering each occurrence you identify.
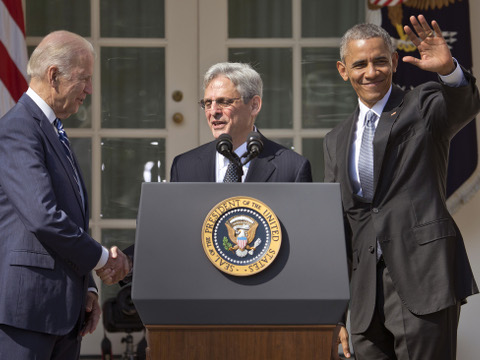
[225,215,261,258]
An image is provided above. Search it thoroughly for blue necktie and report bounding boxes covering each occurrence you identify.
[358,110,376,200]
[54,119,85,208]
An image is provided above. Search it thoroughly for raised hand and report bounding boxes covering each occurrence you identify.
[96,246,132,285]
[403,15,455,75]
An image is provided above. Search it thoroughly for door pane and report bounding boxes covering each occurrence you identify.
[100,0,165,38]
[101,47,165,128]
[25,0,90,36]
[101,138,166,219]
[229,48,293,129]
[302,0,365,37]
[228,0,292,38]
[302,138,324,182]
[302,47,356,129]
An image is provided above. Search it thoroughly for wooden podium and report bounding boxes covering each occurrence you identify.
[132,183,348,360]
[145,325,334,360]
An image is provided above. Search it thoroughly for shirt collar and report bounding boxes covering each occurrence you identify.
[357,85,392,123]
[26,87,57,125]
[221,141,248,167]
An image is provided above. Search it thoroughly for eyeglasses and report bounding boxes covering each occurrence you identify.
[198,97,242,110]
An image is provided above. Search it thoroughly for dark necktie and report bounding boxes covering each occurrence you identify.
[54,118,85,208]
[358,110,376,200]
[223,161,241,182]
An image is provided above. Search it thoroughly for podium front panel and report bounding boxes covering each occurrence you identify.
[132,183,349,325]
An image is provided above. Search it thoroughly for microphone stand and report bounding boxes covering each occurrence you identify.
[216,132,264,181]
[216,133,243,181]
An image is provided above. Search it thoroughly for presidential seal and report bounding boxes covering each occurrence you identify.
[201,196,282,276]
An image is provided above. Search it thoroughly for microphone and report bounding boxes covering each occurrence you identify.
[216,133,243,180]
[216,133,234,159]
[242,131,264,165]
[247,131,263,157]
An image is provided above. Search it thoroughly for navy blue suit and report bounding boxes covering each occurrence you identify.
[0,94,102,352]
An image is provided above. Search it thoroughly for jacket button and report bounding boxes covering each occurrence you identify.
[372,208,379,213]
[369,246,375,253]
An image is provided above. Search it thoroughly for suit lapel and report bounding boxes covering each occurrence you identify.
[372,86,405,194]
[245,156,276,182]
[337,109,359,196]
[245,134,276,182]
[38,111,87,221]
[199,142,217,181]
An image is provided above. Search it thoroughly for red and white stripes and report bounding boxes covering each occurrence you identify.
[0,0,28,117]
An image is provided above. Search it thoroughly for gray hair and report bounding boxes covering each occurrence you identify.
[27,30,95,80]
[339,23,394,62]
[203,62,263,101]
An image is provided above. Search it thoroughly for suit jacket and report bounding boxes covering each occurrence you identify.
[324,71,480,334]
[170,133,312,182]
[0,94,102,336]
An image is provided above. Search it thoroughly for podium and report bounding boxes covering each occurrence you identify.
[132,183,349,359]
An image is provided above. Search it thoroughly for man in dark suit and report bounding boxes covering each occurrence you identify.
[170,62,312,183]
[325,16,479,359]
[0,30,130,359]
[101,63,312,285]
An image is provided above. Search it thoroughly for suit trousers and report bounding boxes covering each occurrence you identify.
[0,324,81,360]
[351,260,461,360]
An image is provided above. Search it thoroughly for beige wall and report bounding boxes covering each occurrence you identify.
[455,0,480,357]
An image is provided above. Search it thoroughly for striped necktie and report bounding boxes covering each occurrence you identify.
[358,110,377,200]
[358,111,383,259]
[54,118,85,208]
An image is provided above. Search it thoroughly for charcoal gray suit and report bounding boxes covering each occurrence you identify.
[324,69,479,358]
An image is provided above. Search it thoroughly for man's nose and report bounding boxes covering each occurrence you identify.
[365,63,377,77]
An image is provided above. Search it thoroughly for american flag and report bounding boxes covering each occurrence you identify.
[0,0,28,118]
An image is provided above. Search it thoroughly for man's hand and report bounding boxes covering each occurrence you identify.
[331,324,351,359]
[81,291,101,336]
[403,15,455,76]
[96,246,132,285]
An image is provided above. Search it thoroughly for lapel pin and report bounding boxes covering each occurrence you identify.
[391,112,397,116]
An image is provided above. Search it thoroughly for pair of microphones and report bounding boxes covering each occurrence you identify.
[216,131,264,179]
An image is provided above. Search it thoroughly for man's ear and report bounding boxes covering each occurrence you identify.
[47,66,59,87]
[251,95,262,116]
[336,61,349,81]
[392,51,399,73]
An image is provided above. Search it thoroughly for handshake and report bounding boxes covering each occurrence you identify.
[96,246,132,285]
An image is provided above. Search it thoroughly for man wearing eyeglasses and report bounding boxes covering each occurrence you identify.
[170,62,312,183]
[98,62,313,286]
